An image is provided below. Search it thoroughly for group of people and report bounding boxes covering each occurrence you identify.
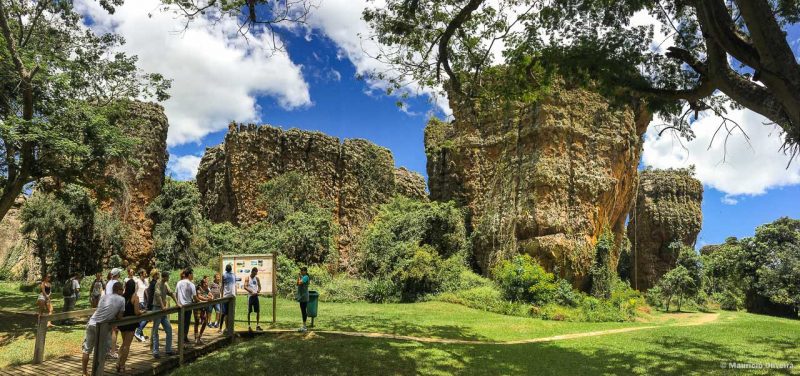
[75,264,311,376]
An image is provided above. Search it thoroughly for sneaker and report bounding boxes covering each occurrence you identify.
[106,353,119,360]
[134,332,145,342]
[153,353,161,359]
[256,326,263,331]
[297,326,307,333]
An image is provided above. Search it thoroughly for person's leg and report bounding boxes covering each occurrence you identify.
[163,314,173,354]
[110,327,119,355]
[81,325,96,375]
[117,331,134,370]
[247,296,253,329]
[300,302,308,327]
[183,310,192,342]
[193,310,199,339]
[151,308,161,355]
[254,297,261,329]
[214,305,221,328]
[218,302,227,332]
[137,302,148,339]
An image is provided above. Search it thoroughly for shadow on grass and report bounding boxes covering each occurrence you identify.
[234,313,491,342]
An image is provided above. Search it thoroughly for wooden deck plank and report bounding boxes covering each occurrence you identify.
[3,329,231,375]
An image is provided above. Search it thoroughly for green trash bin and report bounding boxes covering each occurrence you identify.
[307,291,319,327]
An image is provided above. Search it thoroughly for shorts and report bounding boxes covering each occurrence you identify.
[82,324,111,354]
[208,304,219,313]
[248,295,259,313]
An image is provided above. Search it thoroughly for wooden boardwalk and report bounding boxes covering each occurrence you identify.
[0,328,231,375]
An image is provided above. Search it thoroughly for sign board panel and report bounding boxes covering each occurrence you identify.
[219,254,276,296]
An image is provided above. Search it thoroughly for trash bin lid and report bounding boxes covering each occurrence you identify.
[309,290,319,296]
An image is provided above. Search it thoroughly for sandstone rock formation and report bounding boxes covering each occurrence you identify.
[196,124,427,267]
[426,85,650,288]
[626,168,703,290]
[0,196,38,281]
[101,101,169,268]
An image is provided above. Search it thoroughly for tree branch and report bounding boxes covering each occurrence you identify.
[437,0,484,94]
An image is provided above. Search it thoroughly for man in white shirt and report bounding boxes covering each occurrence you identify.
[133,269,149,342]
[104,268,122,357]
[81,281,124,376]
[175,267,197,343]
[105,268,122,296]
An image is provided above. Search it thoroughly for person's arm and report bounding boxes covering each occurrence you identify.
[256,277,262,296]
[243,276,253,294]
[132,295,145,315]
[169,285,180,307]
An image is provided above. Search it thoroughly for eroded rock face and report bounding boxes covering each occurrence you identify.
[196,124,427,267]
[626,168,703,290]
[102,101,169,269]
[0,197,38,281]
[426,85,650,288]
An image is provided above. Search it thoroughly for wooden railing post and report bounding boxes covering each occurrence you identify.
[178,306,185,365]
[33,315,48,364]
[227,296,236,340]
[92,322,109,376]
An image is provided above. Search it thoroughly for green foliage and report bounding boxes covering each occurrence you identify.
[0,2,171,222]
[365,279,400,303]
[589,229,615,299]
[655,266,695,312]
[701,237,745,311]
[436,285,529,317]
[356,196,467,279]
[492,254,557,305]
[258,172,332,224]
[394,245,446,302]
[19,185,127,280]
[148,178,203,270]
[740,217,800,315]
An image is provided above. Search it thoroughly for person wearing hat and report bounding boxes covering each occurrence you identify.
[106,268,122,296]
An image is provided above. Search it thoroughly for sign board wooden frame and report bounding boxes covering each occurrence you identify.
[219,253,277,323]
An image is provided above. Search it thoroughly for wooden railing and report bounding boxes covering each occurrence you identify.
[33,296,236,376]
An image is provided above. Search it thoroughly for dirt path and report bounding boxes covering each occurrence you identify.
[258,312,721,345]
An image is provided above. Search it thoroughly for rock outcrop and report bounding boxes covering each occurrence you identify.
[0,196,38,281]
[426,84,650,288]
[101,101,169,268]
[626,168,703,290]
[196,124,427,267]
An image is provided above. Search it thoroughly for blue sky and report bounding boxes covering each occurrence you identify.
[79,0,800,248]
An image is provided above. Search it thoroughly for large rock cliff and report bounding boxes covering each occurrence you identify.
[626,168,703,290]
[426,85,650,288]
[102,101,169,269]
[0,197,38,281]
[196,124,427,267]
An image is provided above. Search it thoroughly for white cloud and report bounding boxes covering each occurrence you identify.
[720,195,739,205]
[167,154,202,181]
[302,0,452,115]
[76,0,311,146]
[642,109,800,197]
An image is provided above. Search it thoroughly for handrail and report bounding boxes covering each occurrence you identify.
[105,297,230,327]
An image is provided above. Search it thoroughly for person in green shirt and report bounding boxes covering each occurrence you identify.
[296,267,310,332]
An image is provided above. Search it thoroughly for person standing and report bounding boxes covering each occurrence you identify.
[37,274,54,328]
[175,267,197,344]
[243,267,262,332]
[194,276,211,344]
[117,279,145,373]
[218,264,236,333]
[296,267,310,332]
[90,272,104,308]
[62,272,81,324]
[151,271,179,358]
[133,269,150,342]
[80,281,124,376]
[208,273,222,328]
[105,268,122,358]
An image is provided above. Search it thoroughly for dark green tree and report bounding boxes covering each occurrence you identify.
[365,0,800,157]
[0,0,171,222]
[148,178,203,270]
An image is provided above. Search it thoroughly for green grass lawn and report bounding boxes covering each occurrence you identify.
[3,279,798,375]
[172,311,800,376]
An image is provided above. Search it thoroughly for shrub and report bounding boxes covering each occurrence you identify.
[356,196,467,279]
[394,245,445,301]
[589,230,616,299]
[492,254,557,305]
[554,279,581,307]
[365,279,400,303]
[714,290,743,311]
[318,276,368,303]
[437,285,528,316]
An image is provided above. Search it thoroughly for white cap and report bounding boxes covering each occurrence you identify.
[110,268,122,277]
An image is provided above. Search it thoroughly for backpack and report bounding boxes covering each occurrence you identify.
[145,282,156,310]
[62,278,74,297]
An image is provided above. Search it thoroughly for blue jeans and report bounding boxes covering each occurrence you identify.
[151,306,172,354]
[137,302,148,335]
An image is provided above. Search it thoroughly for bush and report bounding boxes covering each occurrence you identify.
[714,290,743,311]
[365,279,400,303]
[492,254,557,305]
[394,245,446,301]
[437,285,528,316]
[356,196,467,279]
[554,279,581,307]
[318,276,368,303]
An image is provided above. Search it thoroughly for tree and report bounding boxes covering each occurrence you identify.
[158,0,316,49]
[0,0,171,222]
[740,217,800,316]
[656,265,694,311]
[147,178,203,270]
[365,0,800,159]
[702,237,745,310]
[19,192,75,279]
